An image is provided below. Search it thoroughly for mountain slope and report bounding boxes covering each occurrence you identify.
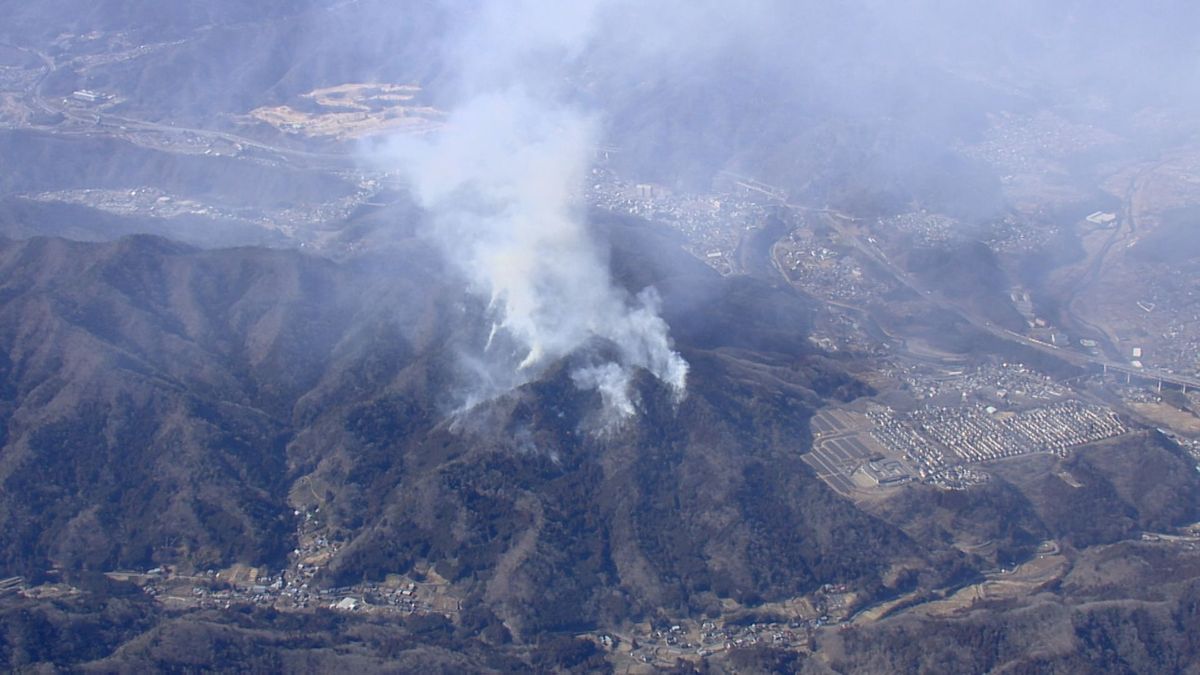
[0,229,971,630]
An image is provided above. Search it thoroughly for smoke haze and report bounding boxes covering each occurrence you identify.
[6,0,1200,412]
[377,1,687,417]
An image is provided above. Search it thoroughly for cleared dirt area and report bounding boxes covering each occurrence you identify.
[912,553,1068,618]
[1131,401,1200,434]
[245,82,443,140]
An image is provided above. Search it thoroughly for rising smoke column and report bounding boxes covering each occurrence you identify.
[382,1,687,416]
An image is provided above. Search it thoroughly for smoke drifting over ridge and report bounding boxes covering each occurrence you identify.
[378,1,687,416]
[359,0,1200,417]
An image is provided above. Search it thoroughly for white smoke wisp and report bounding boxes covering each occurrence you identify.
[379,2,688,417]
[572,362,637,419]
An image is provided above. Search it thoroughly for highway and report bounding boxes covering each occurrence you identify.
[18,45,352,170]
[813,208,1200,390]
[716,169,1200,393]
[1057,159,1171,362]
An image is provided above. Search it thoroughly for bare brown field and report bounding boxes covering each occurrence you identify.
[1131,401,1200,434]
[245,82,444,140]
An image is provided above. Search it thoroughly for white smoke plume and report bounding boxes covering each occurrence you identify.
[379,0,688,416]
